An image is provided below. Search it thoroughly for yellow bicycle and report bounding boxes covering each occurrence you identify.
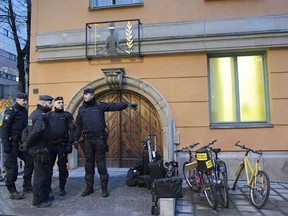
[231,141,270,208]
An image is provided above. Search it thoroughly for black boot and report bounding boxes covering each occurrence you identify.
[81,187,94,197]
[59,188,66,196]
[23,181,33,193]
[102,189,109,197]
[10,191,25,200]
[7,184,24,199]
[32,200,52,208]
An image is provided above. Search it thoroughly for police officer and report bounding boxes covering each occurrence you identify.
[1,92,33,200]
[20,95,54,208]
[73,88,137,197]
[48,96,74,196]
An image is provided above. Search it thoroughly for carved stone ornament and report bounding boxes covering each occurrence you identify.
[102,68,125,89]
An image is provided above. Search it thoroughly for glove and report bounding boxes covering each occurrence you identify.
[3,143,12,153]
[72,141,78,150]
[65,145,73,154]
[19,142,28,152]
[128,103,138,110]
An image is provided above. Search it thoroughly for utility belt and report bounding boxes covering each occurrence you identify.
[35,147,49,163]
[83,131,106,140]
[10,134,22,145]
[50,138,68,145]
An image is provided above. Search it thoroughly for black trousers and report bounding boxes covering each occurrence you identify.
[4,143,34,193]
[83,136,109,190]
[32,152,50,206]
[48,144,69,190]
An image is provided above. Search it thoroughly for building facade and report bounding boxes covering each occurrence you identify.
[0,26,19,99]
[30,0,288,181]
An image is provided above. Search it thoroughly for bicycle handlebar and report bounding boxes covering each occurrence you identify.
[234,141,262,155]
[203,139,217,149]
[174,142,200,153]
[189,142,200,149]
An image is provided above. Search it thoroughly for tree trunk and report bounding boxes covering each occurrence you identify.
[17,52,26,93]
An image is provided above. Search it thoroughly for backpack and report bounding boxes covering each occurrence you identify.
[136,175,151,188]
[126,168,141,187]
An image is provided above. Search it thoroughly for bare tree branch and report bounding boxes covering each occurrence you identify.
[0,0,30,93]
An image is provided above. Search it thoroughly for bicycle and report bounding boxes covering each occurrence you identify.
[231,141,270,209]
[174,142,200,192]
[195,140,218,209]
[176,142,218,209]
[205,140,229,208]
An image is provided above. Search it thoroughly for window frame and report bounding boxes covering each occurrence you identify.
[208,51,272,129]
[89,0,143,9]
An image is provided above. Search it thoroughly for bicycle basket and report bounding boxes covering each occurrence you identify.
[184,161,198,170]
[196,147,213,172]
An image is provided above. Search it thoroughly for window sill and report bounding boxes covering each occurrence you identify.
[210,123,274,129]
[89,2,143,10]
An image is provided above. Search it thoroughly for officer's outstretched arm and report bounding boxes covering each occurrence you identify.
[128,103,138,110]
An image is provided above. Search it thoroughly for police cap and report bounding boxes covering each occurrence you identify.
[39,95,54,101]
[17,92,28,99]
[54,96,64,102]
[83,88,94,94]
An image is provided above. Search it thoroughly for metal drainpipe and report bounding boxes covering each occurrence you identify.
[168,120,175,161]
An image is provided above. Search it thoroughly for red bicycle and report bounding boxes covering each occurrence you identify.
[175,141,218,209]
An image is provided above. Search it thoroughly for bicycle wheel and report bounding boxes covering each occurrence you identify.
[202,172,218,210]
[231,162,244,190]
[250,170,270,209]
[218,171,229,208]
[183,162,201,192]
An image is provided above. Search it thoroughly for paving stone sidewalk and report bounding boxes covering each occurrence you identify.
[0,168,151,216]
[1,168,287,216]
[176,180,288,216]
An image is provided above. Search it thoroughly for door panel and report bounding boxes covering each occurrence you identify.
[78,90,162,167]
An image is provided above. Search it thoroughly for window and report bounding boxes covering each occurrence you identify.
[90,0,143,8]
[0,51,16,61]
[208,52,270,128]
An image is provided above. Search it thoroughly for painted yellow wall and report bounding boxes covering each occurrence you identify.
[29,0,288,151]
[31,0,288,33]
[28,50,288,151]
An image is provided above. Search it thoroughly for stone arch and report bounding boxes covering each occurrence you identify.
[66,76,175,168]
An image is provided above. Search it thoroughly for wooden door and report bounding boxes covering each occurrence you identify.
[77,90,162,168]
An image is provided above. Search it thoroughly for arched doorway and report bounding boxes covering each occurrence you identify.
[77,90,162,168]
[67,75,175,169]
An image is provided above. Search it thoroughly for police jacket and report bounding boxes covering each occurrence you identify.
[1,102,28,145]
[48,108,75,143]
[74,100,129,141]
[22,104,52,150]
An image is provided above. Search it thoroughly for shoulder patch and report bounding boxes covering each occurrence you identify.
[28,119,33,126]
[4,114,10,121]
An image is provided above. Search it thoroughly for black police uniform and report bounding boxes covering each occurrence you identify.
[48,107,74,195]
[1,100,34,197]
[22,102,52,207]
[74,99,130,197]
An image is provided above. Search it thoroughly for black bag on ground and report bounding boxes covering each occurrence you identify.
[153,177,183,198]
[126,168,141,187]
[148,160,165,184]
[136,175,151,188]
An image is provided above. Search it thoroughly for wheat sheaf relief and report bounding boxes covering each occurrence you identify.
[125,21,134,54]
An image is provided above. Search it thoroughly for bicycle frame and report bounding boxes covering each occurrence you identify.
[185,148,199,182]
[233,141,270,209]
[237,154,261,189]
